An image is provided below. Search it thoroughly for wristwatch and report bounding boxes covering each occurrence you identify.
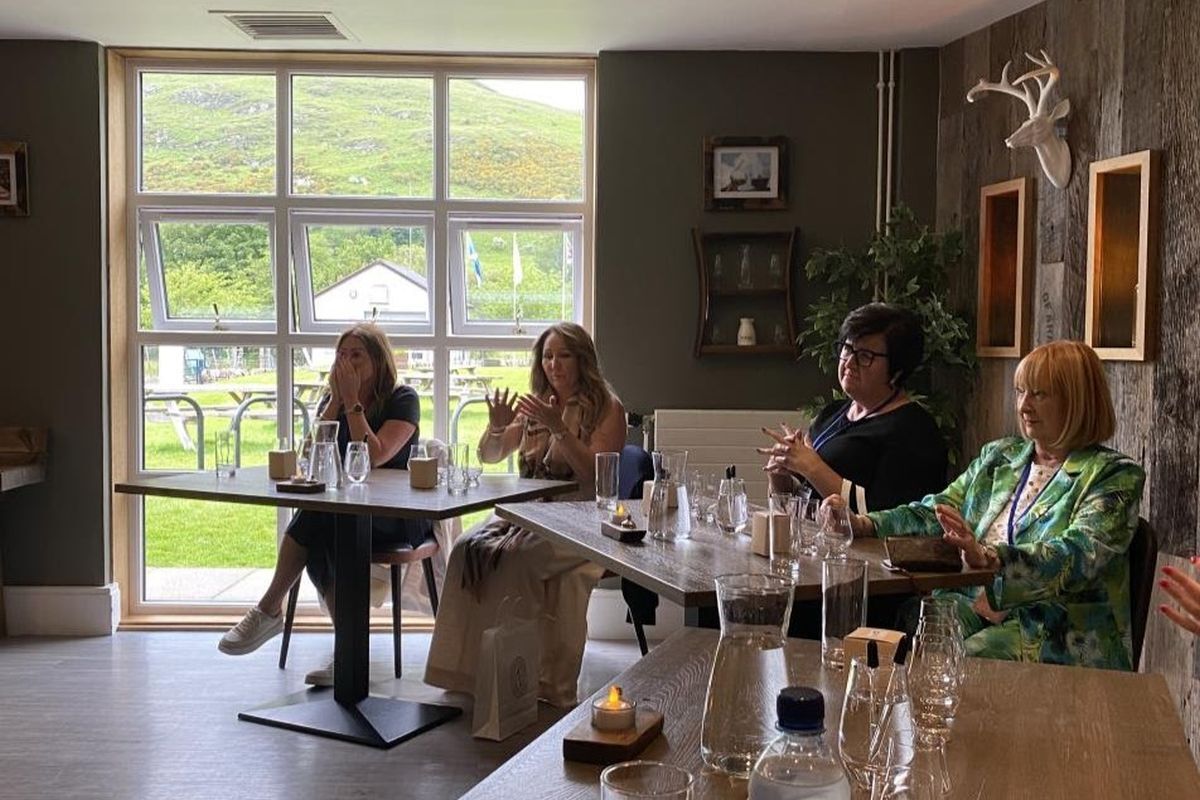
[348,402,365,415]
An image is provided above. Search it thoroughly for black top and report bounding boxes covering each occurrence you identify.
[320,385,421,469]
[805,399,947,513]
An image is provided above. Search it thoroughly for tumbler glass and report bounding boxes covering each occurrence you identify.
[600,760,693,800]
[595,451,620,511]
[343,441,370,484]
[821,556,867,669]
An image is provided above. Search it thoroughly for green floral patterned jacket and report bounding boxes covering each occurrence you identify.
[868,437,1145,671]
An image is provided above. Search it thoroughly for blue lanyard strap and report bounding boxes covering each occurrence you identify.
[810,388,900,453]
[1006,458,1059,545]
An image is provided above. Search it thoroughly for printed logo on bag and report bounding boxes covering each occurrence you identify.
[510,655,529,697]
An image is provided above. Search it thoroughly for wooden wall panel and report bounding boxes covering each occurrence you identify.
[939,0,1200,755]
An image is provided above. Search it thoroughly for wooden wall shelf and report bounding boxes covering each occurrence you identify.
[692,228,798,357]
[1085,150,1160,361]
[976,177,1034,358]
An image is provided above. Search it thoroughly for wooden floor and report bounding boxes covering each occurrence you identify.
[0,631,642,800]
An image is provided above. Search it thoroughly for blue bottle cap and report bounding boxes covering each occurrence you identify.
[777,686,824,733]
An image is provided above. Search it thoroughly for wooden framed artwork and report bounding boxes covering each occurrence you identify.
[1085,150,1160,361]
[0,141,29,217]
[702,136,788,211]
[976,177,1034,358]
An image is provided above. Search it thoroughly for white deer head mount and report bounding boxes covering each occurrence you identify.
[967,50,1072,188]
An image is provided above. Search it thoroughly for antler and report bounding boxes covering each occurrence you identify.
[1013,49,1060,117]
[966,61,1037,116]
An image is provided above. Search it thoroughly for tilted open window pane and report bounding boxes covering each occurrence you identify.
[140,71,276,195]
[141,213,275,330]
[292,215,433,332]
[291,74,434,197]
[448,78,585,201]
[448,219,582,334]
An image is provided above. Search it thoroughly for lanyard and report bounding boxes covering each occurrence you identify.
[810,388,900,453]
[1005,458,1059,545]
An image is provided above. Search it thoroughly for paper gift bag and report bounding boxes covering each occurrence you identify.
[472,600,541,741]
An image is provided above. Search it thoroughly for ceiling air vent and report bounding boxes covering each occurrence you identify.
[213,11,351,41]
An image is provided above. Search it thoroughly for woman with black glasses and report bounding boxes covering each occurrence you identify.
[760,303,947,513]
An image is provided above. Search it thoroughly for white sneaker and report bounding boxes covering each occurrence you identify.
[305,655,335,687]
[218,607,283,656]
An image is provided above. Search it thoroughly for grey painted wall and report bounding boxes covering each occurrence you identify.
[594,50,939,417]
[0,41,109,586]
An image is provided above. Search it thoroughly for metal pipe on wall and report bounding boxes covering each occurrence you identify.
[884,49,896,226]
[876,51,886,234]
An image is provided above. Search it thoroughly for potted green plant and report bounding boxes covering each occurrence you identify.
[798,205,975,463]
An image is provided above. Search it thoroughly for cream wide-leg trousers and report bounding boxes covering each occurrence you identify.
[424,525,606,708]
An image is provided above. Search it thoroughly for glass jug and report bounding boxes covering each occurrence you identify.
[648,449,690,540]
[307,420,341,488]
[700,573,794,778]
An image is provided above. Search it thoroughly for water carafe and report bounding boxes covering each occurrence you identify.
[701,573,795,777]
[307,420,342,488]
[648,449,690,540]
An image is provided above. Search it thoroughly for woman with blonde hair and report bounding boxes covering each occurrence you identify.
[425,322,626,707]
[833,340,1144,669]
[218,323,430,685]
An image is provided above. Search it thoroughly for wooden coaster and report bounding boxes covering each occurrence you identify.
[276,479,326,494]
[562,708,664,765]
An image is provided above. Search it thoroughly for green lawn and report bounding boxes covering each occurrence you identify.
[144,366,528,567]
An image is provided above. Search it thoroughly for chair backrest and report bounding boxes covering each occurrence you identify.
[423,437,447,463]
[618,444,654,500]
[1128,516,1158,669]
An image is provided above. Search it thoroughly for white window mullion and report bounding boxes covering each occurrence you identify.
[432,70,451,442]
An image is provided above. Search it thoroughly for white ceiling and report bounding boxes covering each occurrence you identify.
[0,0,1043,54]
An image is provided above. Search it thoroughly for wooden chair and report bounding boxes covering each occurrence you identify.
[1128,516,1159,668]
[278,534,444,681]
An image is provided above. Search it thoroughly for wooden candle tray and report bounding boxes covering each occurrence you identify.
[562,708,663,765]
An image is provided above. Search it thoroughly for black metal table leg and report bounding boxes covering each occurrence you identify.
[238,512,461,748]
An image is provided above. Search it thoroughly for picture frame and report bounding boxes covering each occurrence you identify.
[703,136,788,211]
[0,141,30,217]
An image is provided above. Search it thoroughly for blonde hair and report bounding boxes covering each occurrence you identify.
[1014,340,1115,452]
[530,322,615,436]
[329,323,398,418]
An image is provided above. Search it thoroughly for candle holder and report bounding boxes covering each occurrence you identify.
[563,686,664,765]
[591,687,637,732]
[600,506,646,543]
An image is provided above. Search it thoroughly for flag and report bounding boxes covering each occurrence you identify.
[465,232,483,287]
[512,234,524,287]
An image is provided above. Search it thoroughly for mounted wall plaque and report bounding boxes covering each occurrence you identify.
[976,177,1034,358]
[1085,150,1160,361]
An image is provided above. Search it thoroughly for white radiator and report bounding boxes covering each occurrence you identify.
[653,408,810,501]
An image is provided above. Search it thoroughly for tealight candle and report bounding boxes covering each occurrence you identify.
[610,503,630,525]
[591,685,637,732]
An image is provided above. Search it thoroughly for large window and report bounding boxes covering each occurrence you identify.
[123,57,593,614]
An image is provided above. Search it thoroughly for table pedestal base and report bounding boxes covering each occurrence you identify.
[239,690,462,749]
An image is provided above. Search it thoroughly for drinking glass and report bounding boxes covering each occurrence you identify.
[686,469,705,524]
[600,760,694,800]
[839,656,881,792]
[214,430,236,478]
[878,767,943,800]
[343,441,370,485]
[821,556,867,669]
[840,656,917,796]
[595,451,620,511]
[295,434,314,478]
[819,502,854,556]
[916,597,966,682]
[649,450,689,541]
[768,491,797,577]
[410,440,428,460]
[908,633,962,750]
[447,443,470,495]
[792,497,821,557]
[714,477,748,535]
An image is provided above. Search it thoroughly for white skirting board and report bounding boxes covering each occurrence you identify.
[586,586,684,642]
[4,583,120,636]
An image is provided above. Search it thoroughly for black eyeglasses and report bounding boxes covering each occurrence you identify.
[834,340,888,368]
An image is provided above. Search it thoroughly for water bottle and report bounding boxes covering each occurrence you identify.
[748,687,851,800]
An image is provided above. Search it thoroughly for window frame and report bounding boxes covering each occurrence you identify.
[290,209,436,334]
[119,53,595,619]
[447,215,585,336]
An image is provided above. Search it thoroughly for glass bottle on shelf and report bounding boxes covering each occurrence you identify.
[773,322,787,346]
[713,253,724,288]
[712,322,723,345]
[768,253,783,287]
[738,244,753,289]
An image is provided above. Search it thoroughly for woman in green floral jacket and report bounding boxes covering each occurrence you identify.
[840,340,1144,671]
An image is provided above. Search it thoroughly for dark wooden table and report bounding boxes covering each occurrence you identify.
[464,628,1200,799]
[115,466,576,748]
[495,501,993,621]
